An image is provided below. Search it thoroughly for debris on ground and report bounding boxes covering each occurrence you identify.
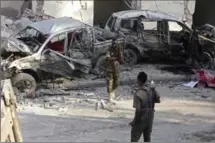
[193,69,215,88]
[182,68,215,89]
[35,89,70,97]
[183,81,199,88]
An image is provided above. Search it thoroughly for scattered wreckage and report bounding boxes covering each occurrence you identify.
[104,10,215,67]
[0,17,124,97]
[192,69,215,88]
[1,9,54,39]
[184,68,215,89]
[22,8,55,22]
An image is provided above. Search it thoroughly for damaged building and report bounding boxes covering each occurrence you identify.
[2,0,215,28]
[1,0,195,27]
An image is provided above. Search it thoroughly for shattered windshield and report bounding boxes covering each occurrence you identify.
[13,26,48,53]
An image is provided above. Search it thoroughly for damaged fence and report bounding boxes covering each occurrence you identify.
[1,79,23,142]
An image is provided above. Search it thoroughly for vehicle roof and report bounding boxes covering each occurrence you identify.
[112,10,184,22]
[29,17,89,35]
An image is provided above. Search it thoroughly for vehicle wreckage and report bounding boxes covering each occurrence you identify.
[104,10,215,66]
[0,17,124,97]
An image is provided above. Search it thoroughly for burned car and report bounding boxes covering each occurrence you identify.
[104,10,215,66]
[196,24,215,40]
[1,17,124,97]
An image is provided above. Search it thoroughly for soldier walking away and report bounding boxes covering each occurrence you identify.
[130,72,161,142]
[106,38,124,103]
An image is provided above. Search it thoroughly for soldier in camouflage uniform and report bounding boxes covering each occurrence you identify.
[130,72,161,142]
[106,39,124,103]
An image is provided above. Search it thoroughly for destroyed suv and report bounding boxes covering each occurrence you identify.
[104,10,215,65]
[1,17,124,97]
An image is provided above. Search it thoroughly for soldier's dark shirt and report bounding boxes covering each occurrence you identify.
[133,85,160,124]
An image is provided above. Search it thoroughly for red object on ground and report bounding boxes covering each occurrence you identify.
[192,69,215,88]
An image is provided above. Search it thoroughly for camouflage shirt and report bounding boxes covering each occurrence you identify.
[106,43,122,73]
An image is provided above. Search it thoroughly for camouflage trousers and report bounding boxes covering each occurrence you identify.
[107,72,120,94]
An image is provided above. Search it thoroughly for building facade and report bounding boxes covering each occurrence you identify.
[1,0,94,26]
[1,0,196,27]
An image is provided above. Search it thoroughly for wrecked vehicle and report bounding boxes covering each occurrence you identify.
[0,17,124,97]
[104,10,215,66]
[197,24,215,40]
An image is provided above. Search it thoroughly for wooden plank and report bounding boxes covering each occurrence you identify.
[1,79,23,142]
[1,99,6,128]
[1,107,13,142]
[2,80,11,106]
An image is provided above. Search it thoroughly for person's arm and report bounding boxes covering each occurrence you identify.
[154,89,161,103]
[130,91,145,125]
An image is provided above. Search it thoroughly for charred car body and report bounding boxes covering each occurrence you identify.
[1,17,124,97]
[104,10,215,66]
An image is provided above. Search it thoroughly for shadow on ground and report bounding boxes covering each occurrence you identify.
[138,59,193,75]
[157,65,193,75]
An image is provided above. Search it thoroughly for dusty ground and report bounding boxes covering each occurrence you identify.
[17,82,215,142]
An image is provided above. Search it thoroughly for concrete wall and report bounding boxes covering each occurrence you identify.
[140,1,195,15]
[37,1,94,26]
[1,0,94,26]
[140,0,195,26]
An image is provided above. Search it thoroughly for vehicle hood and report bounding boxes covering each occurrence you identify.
[1,37,33,55]
[8,54,40,71]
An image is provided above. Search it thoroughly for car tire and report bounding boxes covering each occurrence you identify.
[203,52,213,68]
[94,55,107,76]
[12,73,37,98]
[124,48,138,65]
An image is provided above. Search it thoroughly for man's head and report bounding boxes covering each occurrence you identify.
[137,72,147,86]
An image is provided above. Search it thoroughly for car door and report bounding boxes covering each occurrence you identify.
[138,20,162,58]
[168,21,187,57]
[168,21,184,44]
[66,28,92,75]
[141,20,160,49]
[39,32,77,78]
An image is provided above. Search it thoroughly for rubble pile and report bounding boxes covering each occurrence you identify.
[1,9,54,38]
[22,8,54,22]
[1,15,33,38]
[1,15,16,37]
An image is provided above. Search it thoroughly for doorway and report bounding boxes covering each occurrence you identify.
[93,0,130,27]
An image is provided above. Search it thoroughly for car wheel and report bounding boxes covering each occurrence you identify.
[203,52,213,68]
[124,48,138,65]
[94,55,107,76]
[12,73,37,98]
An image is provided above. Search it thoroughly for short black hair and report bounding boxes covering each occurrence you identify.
[137,72,147,84]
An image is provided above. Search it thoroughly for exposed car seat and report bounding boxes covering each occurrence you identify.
[47,40,64,53]
[67,32,73,48]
